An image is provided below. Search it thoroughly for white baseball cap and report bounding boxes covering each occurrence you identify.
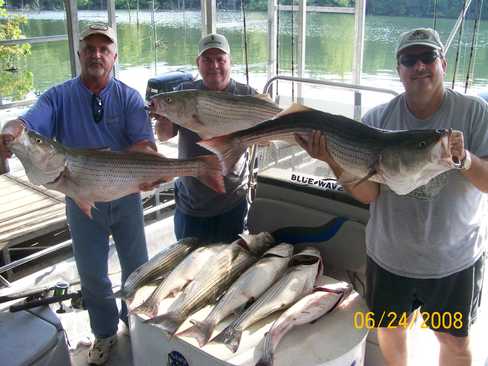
[198,33,230,56]
[80,23,117,46]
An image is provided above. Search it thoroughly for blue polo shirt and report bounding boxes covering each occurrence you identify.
[21,76,154,151]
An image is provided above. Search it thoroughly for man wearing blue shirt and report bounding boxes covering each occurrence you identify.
[1,23,156,365]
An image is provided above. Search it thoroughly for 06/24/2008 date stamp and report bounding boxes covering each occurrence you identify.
[353,311,463,330]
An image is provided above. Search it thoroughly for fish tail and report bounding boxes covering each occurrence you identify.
[145,312,182,336]
[196,155,226,193]
[198,135,246,176]
[211,326,242,353]
[255,332,274,366]
[176,319,213,347]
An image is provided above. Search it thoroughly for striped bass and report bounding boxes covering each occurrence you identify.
[198,104,460,195]
[145,232,275,335]
[8,129,224,217]
[114,237,201,302]
[148,89,283,139]
[211,247,323,353]
[177,243,294,347]
[131,242,229,318]
[256,284,352,366]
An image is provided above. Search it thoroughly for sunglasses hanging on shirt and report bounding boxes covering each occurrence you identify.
[399,51,440,68]
[92,94,104,123]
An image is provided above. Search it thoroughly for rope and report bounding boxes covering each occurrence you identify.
[451,0,467,89]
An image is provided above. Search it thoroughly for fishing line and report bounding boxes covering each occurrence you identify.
[276,0,280,96]
[452,0,467,89]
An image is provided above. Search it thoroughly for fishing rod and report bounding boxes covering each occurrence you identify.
[464,0,484,92]
[432,0,438,30]
[241,0,250,86]
[452,0,467,90]
[291,0,295,102]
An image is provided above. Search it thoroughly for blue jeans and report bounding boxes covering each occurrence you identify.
[174,199,248,243]
[66,193,148,338]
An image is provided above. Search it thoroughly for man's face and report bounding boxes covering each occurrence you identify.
[78,34,117,80]
[197,48,231,91]
[397,46,446,96]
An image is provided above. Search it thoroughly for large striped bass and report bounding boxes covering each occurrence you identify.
[8,129,224,217]
[198,104,460,195]
[114,237,201,302]
[148,89,283,139]
[211,247,323,353]
[145,232,275,335]
[177,243,294,347]
[255,284,352,366]
[131,242,230,318]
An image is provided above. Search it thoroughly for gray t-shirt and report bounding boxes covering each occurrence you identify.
[362,89,488,278]
[174,79,256,217]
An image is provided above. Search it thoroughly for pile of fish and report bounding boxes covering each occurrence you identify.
[121,231,352,365]
[150,90,461,195]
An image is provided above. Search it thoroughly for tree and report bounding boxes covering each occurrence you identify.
[0,0,33,101]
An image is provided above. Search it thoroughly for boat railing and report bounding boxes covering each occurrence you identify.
[0,195,175,288]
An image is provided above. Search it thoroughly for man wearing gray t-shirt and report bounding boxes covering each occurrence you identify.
[297,28,488,366]
[154,33,256,243]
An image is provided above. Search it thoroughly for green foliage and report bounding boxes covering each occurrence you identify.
[0,0,33,100]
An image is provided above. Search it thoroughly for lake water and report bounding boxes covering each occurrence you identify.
[2,9,488,104]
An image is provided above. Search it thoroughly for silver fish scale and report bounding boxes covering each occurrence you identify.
[169,248,256,318]
[327,134,379,175]
[231,264,315,331]
[66,153,203,186]
[197,96,282,127]
[123,238,199,296]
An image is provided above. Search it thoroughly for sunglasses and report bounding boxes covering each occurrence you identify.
[399,51,440,68]
[92,94,104,123]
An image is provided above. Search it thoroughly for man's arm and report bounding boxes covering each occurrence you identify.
[461,154,488,192]
[295,130,380,204]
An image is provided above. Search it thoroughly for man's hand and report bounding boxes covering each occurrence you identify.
[127,139,171,191]
[150,113,176,142]
[1,119,25,162]
[449,130,466,164]
[295,130,337,166]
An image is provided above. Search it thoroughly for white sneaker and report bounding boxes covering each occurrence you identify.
[88,335,117,365]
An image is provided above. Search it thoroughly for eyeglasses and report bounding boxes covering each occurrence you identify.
[92,94,104,123]
[399,51,440,68]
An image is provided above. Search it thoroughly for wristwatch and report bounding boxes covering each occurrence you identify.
[459,150,472,171]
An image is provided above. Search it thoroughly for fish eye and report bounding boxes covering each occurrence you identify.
[165,97,173,104]
[35,137,43,144]
[417,141,427,149]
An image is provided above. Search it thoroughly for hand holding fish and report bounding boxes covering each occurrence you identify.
[295,130,344,175]
[1,119,25,159]
[448,130,466,165]
[151,113,176,142]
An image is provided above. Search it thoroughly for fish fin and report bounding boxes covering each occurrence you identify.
[254,93,274,103]
[131,302,159,318]
[195,155,226,193]
[198,135,246,176]
[177,320,213,347]
[191,114,205,126]
[274,103,313,118]
[352,169,377,188]
[144,312,182,336]
[211,326,242,353]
